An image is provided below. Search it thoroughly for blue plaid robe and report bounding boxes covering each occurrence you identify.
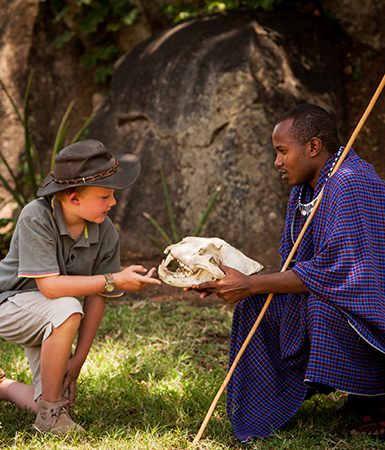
[227,149,385,441]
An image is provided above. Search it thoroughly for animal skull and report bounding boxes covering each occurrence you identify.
[158,236,263,287]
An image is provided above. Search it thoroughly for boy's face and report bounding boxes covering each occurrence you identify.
[70,186,117,224]
[272,119,317,187]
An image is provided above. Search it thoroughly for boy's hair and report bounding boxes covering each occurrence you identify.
[54,185,89,202]
[276,104,340,154]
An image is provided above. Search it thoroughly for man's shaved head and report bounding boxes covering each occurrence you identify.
[276,104,340,154]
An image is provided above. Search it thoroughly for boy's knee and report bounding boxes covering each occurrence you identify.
[52,296,83,326]
[61,312,82,329]
[52,296,83,332]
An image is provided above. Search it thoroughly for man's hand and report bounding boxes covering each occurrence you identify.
[114,265,161,292]
[192,265,255,304]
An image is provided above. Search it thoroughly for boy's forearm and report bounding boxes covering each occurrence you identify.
[72,294,106,365]
[35,265,160,299]
[36,274,107,299]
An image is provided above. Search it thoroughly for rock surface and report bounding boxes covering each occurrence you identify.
[89,11,344,267]
[0,0,96,206]
[1,3,382,266]
[322,0,385,50]
[0,0,40,177]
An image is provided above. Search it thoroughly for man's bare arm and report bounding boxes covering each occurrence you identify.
[194,265,307,304]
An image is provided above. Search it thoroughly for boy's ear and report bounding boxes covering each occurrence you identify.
[68,191,81,205]
[308,137,322,157]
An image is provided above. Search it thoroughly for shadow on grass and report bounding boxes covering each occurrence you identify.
[2,300,385,449]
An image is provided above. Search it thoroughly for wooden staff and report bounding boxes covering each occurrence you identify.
[192,73,385,447]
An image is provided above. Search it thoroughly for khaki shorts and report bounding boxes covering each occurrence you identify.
[0,291,83,399]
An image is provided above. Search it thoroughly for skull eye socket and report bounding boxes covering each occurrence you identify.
[166,259,180,272]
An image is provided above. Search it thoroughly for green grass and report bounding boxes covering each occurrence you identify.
[1,298,385,449]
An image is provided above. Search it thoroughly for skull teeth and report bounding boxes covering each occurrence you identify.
[175,262,193,276]
[164,256,194,277]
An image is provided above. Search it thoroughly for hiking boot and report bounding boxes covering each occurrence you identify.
[0,368,5,383]
[33,399,85,434]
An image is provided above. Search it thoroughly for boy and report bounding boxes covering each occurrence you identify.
[0,139,161,434]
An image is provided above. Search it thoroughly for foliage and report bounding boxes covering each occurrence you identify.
[0,74,93,257]
[143,169,221,253]
[0,218,14,259]
[48,0,304,85]
[50,0,141,84]
[163,0,287,23]
[0,73,42,207]
[0,298,382,449]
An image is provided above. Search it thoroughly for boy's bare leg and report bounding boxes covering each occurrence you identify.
[0,376,37,413]
[0,313,81,415]
[40,313,81,402]
[32,313,85,434]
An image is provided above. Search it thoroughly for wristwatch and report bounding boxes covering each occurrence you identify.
[103,273,115,293]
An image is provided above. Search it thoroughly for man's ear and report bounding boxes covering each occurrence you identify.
[308,137,322,157]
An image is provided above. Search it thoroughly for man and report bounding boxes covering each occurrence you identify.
[195,104,385,441]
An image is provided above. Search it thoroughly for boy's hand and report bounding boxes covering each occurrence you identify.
[115,265,161,292]
[62,357,83,407]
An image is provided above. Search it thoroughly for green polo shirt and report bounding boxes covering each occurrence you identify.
[0,196,123,304]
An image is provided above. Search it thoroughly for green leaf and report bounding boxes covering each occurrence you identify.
[51,101,75,170]
[22,72,39,195]
[0,78,23,124]
[149,235,167,255]
[0,151,22,194]
[106,22,120,32]
[122,8,140,25]
[0,218,14,227]
[95,64,114,83]
[80,51,98,68]
[193,186,221,236]
[160,168,180,243]
[0,172,25,207]
[79,8,107,34]
[71,112,95,143]
[52,30,75,48]
[207,2,227,12]
[94,45,120,61]
[142,212,173,246]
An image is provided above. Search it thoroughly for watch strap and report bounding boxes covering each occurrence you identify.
[103,273,115,292]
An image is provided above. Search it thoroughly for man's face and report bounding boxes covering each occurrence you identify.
[272,119,315,187]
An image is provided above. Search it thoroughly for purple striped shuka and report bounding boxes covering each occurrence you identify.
[227,149,385,441]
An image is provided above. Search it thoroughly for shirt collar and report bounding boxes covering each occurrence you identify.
[51,197,99,244]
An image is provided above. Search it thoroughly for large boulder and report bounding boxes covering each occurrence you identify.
[0,1,97,206]
[89,11,346,266]
[322,0,385,50]
[0,0,40,176]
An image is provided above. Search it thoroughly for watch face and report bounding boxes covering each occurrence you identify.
[104,274,115,293]
[105,284,114,292]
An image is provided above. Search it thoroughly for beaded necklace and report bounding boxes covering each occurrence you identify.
[297,146,344,217]
[290,146,344,247]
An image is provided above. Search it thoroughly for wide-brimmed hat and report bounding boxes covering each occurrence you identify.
[37,139,141,197]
